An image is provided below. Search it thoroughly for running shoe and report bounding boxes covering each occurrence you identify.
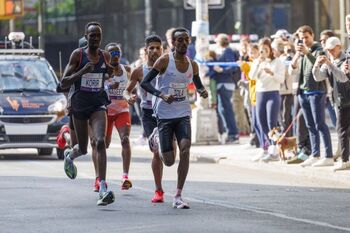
[148,127,159,153]
[93,177,108,192]
[97,191,115,206]
[121,177,132,190]
[151,190,164,203]
[63,149,77,179]
[172,197,190,209]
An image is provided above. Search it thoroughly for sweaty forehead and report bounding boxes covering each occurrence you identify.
[174,31,189,40]
[87,25,102,34]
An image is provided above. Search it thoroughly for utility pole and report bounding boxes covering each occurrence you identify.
[340,0,346,46]
[191,0,219,145]
[38,0,45,49]
[145,0,153,36]
[9,19,15,32]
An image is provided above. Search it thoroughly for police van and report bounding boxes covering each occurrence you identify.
[0,32,67,159]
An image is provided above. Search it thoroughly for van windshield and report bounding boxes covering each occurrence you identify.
[0,60,57,92]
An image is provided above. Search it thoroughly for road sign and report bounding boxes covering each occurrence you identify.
[184,0,225,10]
[0,0,24,20]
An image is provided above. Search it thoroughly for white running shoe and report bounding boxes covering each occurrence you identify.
[261,153,279,162]
[300,156,319,167]
[251,149,267,162]
[333,161,350,171]
[173,197,190,209]
[312,158,334,167]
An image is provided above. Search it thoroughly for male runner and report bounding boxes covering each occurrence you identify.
[140,28,208,209]
[123,35,165,202]
[104,43,133,190]
[57,36,116,193]
[60,22,115,206]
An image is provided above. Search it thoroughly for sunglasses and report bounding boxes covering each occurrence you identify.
[110,51,121,58]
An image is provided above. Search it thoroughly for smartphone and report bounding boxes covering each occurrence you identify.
[297,39,303,45]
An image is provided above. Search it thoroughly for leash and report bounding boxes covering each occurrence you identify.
[277,108,302,143]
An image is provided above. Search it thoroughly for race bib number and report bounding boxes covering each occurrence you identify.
[168,83,187,102]
[109,81,126,100]
[80,73,103,92]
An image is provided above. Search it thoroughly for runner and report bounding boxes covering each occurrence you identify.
[60,22,115,206]
[104,43,133,190]
[140,28,208,209]
[123,35,165,202]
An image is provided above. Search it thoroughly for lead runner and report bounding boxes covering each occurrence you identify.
[141,27,208,209]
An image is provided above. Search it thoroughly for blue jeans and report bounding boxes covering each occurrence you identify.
[217,87,239,137]
[298,93,333,158]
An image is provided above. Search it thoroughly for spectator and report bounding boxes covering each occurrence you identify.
[212,33,240,144]
[312,36,350,171]
[290,25,333,167]
[319,30,337,129]
[249,37,285,162]
[272,39,294,137]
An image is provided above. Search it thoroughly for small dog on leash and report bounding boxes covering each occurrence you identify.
[268,127,297,161]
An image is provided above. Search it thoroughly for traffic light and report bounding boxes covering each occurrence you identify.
[0,0,24,20]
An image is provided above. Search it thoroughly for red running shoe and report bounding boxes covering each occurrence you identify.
[57,125,70,149]
[93,177,108,192]
[151,190,164,203]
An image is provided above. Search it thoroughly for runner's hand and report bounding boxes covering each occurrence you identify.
[198,89,208,98]
[126,94,137,105]
[160,93,174,104]
[80,62,94,75]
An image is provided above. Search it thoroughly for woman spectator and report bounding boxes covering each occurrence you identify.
[249,38,285,162]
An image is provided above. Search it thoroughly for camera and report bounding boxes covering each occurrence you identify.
[319,51,326,56]
[297,39,303,45]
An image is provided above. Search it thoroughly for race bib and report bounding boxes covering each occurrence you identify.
[168,83,187,102]
[80,73,103,92]
[109,81,126,100]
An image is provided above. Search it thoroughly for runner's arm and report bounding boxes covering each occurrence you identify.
[140,68,162,97]
[191,61,208,98]
[140,55,168,97]
[60,49,93,90]
[123,66,141,104]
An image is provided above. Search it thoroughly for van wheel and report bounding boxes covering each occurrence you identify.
[37,148,53,156]
[56,148,65,160]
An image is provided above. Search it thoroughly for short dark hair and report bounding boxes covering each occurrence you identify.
[171,27,189,41]
[297,25,314,36]
[320,30,335,38]
[145,35,162,47]
[85,21,102,34]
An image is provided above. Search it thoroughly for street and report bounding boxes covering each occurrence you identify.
[0,127,350,233]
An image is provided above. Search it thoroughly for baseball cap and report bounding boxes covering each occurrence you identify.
[271,29,290,40]
[324,37,341,50]
[215,33,229,43]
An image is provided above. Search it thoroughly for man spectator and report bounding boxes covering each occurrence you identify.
[289,25,333,167]
[212,33,240,143]
[312,36,350,171]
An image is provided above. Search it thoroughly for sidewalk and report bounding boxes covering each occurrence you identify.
[128,125,350,186]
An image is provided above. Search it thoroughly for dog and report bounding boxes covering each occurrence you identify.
[268,127,297,161]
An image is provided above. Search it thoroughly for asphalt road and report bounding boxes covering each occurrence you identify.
[0,144,350,233]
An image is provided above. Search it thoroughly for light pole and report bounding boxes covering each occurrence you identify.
[191,0,220,145]
[38,0,45,49]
